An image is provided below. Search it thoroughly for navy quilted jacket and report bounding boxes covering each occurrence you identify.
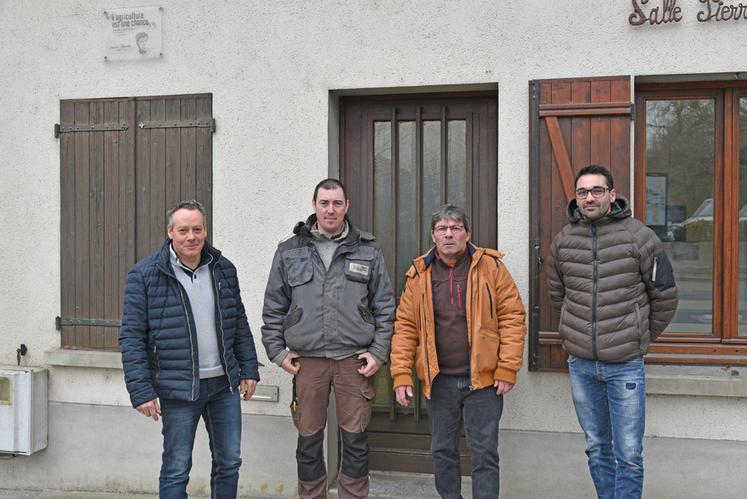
[120,240,260,408]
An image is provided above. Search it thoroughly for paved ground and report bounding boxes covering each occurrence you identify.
[0,471,452,499]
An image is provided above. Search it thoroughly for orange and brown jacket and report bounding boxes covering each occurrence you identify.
[390,243,527,398]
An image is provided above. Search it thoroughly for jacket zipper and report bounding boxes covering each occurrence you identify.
[467,259,476,390]
[213,260,232,392]
[175,282,199,400]
[153,344,160,381]
[422,293,432,384]
[591,223,599,360]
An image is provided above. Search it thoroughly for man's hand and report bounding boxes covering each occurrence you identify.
[281,352,300,375]
[394,385,414,407]
[136,399,161,421]
[357,352,380,377]
[240,379,257,400]
[494,380,514,395]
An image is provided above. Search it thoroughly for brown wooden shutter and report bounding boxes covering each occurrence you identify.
[528,76,633,371]
[58,94,213,350]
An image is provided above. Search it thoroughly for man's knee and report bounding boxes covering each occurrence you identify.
[297,429,326,481]
[340,429,368,478]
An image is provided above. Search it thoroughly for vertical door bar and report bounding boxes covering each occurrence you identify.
[440,106,448,202]
[389,108,398,421]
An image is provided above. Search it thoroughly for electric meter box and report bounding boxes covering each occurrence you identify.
[0,366,48,455]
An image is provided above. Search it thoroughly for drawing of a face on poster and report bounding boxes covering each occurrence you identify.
[136,32,149,55]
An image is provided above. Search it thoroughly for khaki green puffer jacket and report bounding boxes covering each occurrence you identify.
[547,197,678,362]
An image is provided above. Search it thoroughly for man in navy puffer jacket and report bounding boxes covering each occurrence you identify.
[120,200,260,499]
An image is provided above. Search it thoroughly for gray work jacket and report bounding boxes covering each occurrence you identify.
[261,215,396,366]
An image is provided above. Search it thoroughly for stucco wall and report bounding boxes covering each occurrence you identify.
[2,0,747,452]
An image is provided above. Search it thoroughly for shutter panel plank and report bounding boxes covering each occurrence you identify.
[149,98,167,251]
[74,101,91,348]
[529,76,633,371]
[136,99,152,260]
[103,100,120,349]
[180,97,197,202]
[195,96,213,237]
[90,101,105,348]
[60,101,76,348]
[590,80,612,168]
[121,99,136,337]
[165,97,181,211]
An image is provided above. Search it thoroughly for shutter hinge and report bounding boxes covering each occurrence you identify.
[138,118,216,132]
[54,122,129,138]
[55,316,121,330]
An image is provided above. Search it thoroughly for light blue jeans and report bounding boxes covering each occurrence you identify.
[159,375,242,499]
[567,354,646,499]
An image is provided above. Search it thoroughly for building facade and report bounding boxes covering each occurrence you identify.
[2,1,747,497]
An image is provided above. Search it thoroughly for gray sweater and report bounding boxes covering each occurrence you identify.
[170,246,224,379]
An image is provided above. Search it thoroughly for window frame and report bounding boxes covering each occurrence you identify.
[635,81,747,364]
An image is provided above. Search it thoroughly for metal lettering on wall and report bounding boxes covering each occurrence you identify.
[629,0,747,26]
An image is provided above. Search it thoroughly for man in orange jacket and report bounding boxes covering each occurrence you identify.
[390,204,526,499]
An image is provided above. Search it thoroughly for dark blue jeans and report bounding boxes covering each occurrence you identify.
[159,375,242,499]
[567,354,646,499]
[428,375,503,499]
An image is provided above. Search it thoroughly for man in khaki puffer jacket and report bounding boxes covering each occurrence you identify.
[391,204,526,499]
[547,164,678,499]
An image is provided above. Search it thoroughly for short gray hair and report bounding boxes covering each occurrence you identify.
[431,204,470,232]
[166,200,206,229]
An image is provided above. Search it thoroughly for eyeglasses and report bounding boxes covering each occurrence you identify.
[433,225,465,235]
[575,187,609,198]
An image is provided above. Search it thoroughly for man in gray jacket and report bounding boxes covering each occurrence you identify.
[547,164,678,499]
[262,178,395,499]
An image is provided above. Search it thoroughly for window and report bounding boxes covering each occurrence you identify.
[635,83,747,364]
[57,94,214,350]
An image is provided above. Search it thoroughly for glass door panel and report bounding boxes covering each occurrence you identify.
[645,99,715,334]
[738,97,747,335]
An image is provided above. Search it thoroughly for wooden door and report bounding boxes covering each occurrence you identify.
[340,92,497,473]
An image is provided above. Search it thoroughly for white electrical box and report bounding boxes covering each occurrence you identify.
[0,366,48,455]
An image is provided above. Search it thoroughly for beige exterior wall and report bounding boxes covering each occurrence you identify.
[2,3,747,476]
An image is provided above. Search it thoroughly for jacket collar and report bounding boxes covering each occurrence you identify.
[415,242,478,274]
[155,239,221,276]
[294,214,363,246]
[567,196,631,225]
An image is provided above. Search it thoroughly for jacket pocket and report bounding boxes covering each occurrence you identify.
[345,258,373,283]
[476,327,500,374]
[357,303,375,325]
[283,305,303,330]
[359,381,376,431]
[285,256,313,287]
[415,345,425,381]
[485,283,494,319]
